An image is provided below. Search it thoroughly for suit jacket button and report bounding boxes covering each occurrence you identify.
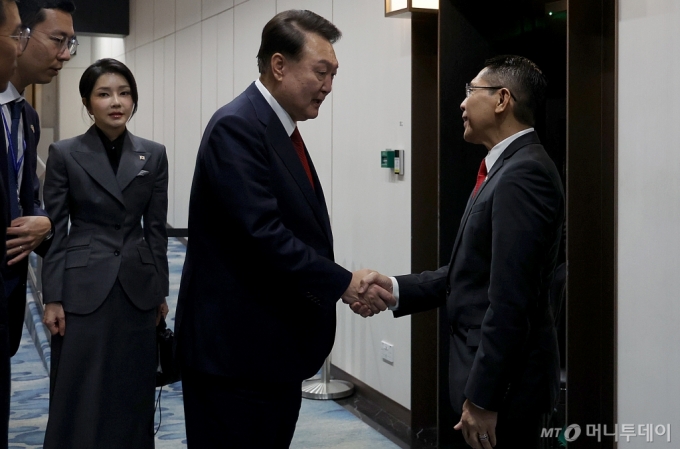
[446,286,451,296]
[114,224,121,230]
[114,250,120,256]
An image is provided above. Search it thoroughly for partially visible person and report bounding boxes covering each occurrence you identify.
[0,0,76,361]
[358,55,564,449]
[41,58,169,449]
[0,0,22,91]
[175,9,388,449]
[0,0,25,446]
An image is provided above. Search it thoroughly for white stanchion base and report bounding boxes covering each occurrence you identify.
[301,378,354,400]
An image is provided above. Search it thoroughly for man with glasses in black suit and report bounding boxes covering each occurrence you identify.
[0,1,26,446]
[0,0,75,363]
[357,56,564,449]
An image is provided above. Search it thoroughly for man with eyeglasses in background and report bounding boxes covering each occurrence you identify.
[0,0,75,367]
[0,1,25,446]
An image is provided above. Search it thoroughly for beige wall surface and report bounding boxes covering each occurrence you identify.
[619,0,680,445]
[57,0,413,408]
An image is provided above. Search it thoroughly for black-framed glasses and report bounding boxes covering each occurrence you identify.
[32,29,78,55]
[465,83,517,101]
[0,27,31,52]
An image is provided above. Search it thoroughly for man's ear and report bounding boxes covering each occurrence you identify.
[271,53,286,82]
[495,88,512,113]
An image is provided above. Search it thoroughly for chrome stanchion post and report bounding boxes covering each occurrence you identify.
[301,355,354,400]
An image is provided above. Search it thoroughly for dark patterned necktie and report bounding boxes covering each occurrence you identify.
[7,100,22,218]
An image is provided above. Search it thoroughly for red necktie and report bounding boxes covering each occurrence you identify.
[473,158,487,197]
[291,127,315,190]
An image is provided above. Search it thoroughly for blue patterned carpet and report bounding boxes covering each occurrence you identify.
[8,239,400,449]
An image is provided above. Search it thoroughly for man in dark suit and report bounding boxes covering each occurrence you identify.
[0,0,75,357]
[358,56,564,449]
[175,10,382,449]
[0,1,22,446]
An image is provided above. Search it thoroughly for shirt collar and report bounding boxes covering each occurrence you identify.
[255,79,296,137]
[485,127,534,172]
[95,125,127,149]
[0,82,24,107]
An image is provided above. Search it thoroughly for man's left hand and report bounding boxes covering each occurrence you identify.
[6,216,52,265]
[454,399,498,449]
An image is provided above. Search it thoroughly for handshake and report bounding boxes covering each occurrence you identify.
[340,269,395,317]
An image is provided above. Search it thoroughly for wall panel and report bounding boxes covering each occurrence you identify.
[233,0,276,94]
[276,0,332,19]
[216,10,235,106]
[176,0,202,31]
[203,0,234,19]
[163,36,177,226]
[331,0,412,409]
[134,43,155,141]
[174,24,202,227]
[201,16,219,133]
[135,0,155,47]
[618,1,680,444]
[154,0,176,40]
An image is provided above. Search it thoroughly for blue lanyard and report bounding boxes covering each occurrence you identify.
[0,106,26,177]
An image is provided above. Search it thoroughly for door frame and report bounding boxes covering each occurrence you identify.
[409,1,618,446]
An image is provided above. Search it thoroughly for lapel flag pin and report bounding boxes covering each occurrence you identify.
[30,125,35,133]
[140,155,146,160]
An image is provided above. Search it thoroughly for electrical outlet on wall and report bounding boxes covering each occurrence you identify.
[380,340,394,364]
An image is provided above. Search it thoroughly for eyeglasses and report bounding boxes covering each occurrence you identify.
[32,29,78,55]
[0,27,31,52]
[465,83,517,101]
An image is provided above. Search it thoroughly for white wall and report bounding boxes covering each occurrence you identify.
[57,0,413,408]
[618,0,680,445]
[330,1,412,408]
[57,36,93,141]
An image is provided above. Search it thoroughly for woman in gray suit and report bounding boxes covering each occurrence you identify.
[41,58,169,449]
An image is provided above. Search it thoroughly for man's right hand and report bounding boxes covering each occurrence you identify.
[351,271,396,317]
[341,269,393,315]
[43,302,66,336]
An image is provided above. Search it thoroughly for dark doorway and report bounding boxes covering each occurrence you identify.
[436,0,567,446]
[410,1,615,447]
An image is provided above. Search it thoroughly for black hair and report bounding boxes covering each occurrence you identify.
[256,9,341,74]
[482,55,547,126]
[17,0,75,30]
[80,58,139,118]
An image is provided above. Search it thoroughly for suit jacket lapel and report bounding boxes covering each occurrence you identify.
[249,84,334,245]
[0,122,11,225]
[70,126,125,205]
[447,192,477,269]
[266,125,333,238]
[21,106,37,163]
[447,131,541,268]
[0,123,10,203]
[306,148,334,246]
[116,133,150,192]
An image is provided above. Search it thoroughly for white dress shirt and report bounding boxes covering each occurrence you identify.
[255,79,296,136]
